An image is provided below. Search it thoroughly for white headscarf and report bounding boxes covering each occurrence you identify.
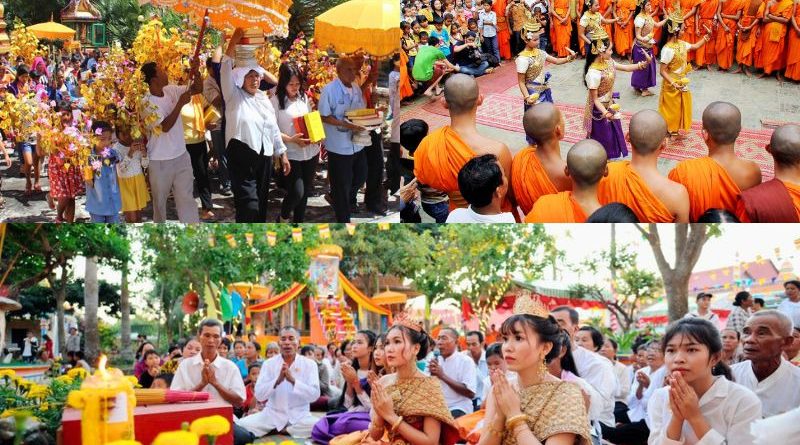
[231,63,267,89]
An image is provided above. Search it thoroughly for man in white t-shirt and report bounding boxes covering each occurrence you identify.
[141,60,203,223]
[683,292,721,330]
[446,154,516,223]
[778,280,800,329]
[22,331,38,363]
[429,327,477,418]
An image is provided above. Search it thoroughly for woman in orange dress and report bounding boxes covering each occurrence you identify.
[614,0,638,59]
[786,0,800,80]
[716,0,746,70]
[493,0,513,59]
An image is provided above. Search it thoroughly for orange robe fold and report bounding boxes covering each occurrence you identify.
[597,161,676,222]
[736,180,800,222]
[674,0,700,61]
[494,0,513,59]
[600,0,615,38]
[414,126,475,210]
[614,0,637,56]
[787,5,800,80]
[551,0,573,57]
[510,146,560,215]
[399,50,414,100]
[756,0,792,72]
[455,409,484,444]
[667,157,742,222]
[524,191,589,222]
[695,0,720,66]
[716,0,745,69]
[737,1,764,65]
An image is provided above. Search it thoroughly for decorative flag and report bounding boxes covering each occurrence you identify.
[231,290,244,316]
[208,235,216,247]
[220,287,234,321]
[203,280,220,320]
[722,269,730,276]
[358,304,365,328]
[245,233,254,246]
[267,231,277,246]
[319,224,331,239]
[297,300,304,321]
[225,234,237,248]
[346,223,356,235]
[292,227,303,243]
[759,278,765,285]
[267,309,273,322]
[723,283,730,289]
[378,223,390,231]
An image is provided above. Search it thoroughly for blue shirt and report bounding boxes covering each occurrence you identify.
[429,28,452,56]
[478,11,498,38]
[318,78,366,155]
[232,357,248,379]
[85,148,122,216]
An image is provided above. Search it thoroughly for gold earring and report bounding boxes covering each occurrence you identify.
[539,358,548,379]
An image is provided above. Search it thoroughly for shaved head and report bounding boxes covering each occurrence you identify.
[444,74,480,115]
[567,139,608,187]
[523,102,562,144]
[702,102,741,145]
[628,110,667,155]
[770,124,800,167]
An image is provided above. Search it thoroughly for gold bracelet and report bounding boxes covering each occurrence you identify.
[505,413,529,431]
[391,416,404,433]
[486,424,503,437]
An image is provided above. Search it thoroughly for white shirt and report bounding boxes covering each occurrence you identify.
[143,84,189,161]
[220,55,287,157]
[446,207,516,223]
[612,360,633,403]
[343,369,372,412]
[22,337,37,356]
[269,94,321,162]
[465,350,489,404]
[253,354,320,430]
[776,299,800,330]
[573,345,617,426]
[647,376,762,445]
[481,371,519,403]
[114,142,147,178]
[436,351,478,414]
[389,70,400,144]
[628,365,667,424]
[171,353,246,404]
[731,359,800,417]
[683,312,721,331]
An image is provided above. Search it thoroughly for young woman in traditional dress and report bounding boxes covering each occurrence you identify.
[583,27,652,159]
[362,315,460,445]
[516,20,576,112]
[478,294,592,445]
[579,0,619,56]
[632,0,667,95]
[657,8,712,137]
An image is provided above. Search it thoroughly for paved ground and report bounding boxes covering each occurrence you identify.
[401,55,800,176]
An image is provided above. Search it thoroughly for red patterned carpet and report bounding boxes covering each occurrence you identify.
[404,91,775,180]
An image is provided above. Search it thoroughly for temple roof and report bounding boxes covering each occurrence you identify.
[61,0,102,21]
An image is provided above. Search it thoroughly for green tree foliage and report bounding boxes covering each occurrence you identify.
[16,279,122,318]
[4,0,69,29]
[287,0,348,43]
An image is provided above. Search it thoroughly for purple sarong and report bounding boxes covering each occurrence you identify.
[311,411,371,445]
[589,104,628,159]
[631,42,657,90]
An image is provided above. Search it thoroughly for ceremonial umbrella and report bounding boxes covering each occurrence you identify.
[314,0,401,57]
[27,21,76,41]
[139,0,292,36]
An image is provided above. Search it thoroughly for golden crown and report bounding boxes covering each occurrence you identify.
[513,292,550,318]
[393,311,423,332]
[523,19,543,35]
[666,4,684,33]
[589,27,610,54]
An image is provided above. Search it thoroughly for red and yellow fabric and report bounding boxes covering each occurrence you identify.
[140,0,292,35]
[247,282,307,312]
[339,271,392,321]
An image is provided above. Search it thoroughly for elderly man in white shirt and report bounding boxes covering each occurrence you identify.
[429,327,477,418]
[171,319,248,444]
[236,326,320,439]
[221,28,290,222]
[551,306,617,442]
[464,330,489,409]
[731,310,800,418]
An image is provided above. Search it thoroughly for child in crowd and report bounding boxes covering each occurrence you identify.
[243,363,264,416]
[114,123,149,223]
[47,104,85,222]
[151,373,173,389]
[84,120,122,222]
[138,350,162,389]
[399,119,449,223]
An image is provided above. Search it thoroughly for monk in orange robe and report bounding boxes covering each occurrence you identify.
[733,0,764,75]
[597,110,690,222]
[668,0,700,61]
[526,139,608,222]
[614,0,637,58]
[601,0,616,37]
[736,124,800,222]
[494,0,513,59]
[756,0,794,80]
[716,0,745,70]
[511,103,572,215]
[414,74,515,212]
[551,0,574,56]
[695,0,720,67]
[786,1,800,80]
[667,102,762,222]
[399,50,414,100]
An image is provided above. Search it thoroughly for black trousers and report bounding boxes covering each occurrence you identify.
[327,150,367,223]
[227,138,272,222]
[280,156,319,222]
[386,142,402,194]
[364,131,387,212]
[186,141,213,210]
[600,420,649,445]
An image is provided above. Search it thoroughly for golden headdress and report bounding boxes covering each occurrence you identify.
[589,27,610,54]
[523,19,543,36]
[513,291,550,318]
[666,3,684,33]
[393,311,424,332]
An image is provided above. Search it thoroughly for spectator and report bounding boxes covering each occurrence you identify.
[726,291,753,334]
[66,327,81,354]
[446,154,515,222]
[452,32,493,77]
[21,331,38,364]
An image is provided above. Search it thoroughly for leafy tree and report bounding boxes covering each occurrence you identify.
[4,0,68,28]
[287,0,349,44]
[17,279,121,319]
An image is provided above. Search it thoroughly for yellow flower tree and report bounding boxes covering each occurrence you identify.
[9,19,43,66]
[131,19,194,85]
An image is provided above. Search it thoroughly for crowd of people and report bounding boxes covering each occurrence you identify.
[397,70,800,223]
[107,279,800,445]
[0,30,403,223]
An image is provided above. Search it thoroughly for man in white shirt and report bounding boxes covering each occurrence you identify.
[684,292,721,330]
[551,306,617,431]
[141,60,202,223]
[731,310,800,417]
[429,328,477,418]
[171,319,248,445]
[777,280,800,330]
[464,330,489,409]
[446,154,516,223]
[22,331,38,363]
[236,326,320,438]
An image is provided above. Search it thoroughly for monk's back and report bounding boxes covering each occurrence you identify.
[635,165,689,222]
[711,156,762,191]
